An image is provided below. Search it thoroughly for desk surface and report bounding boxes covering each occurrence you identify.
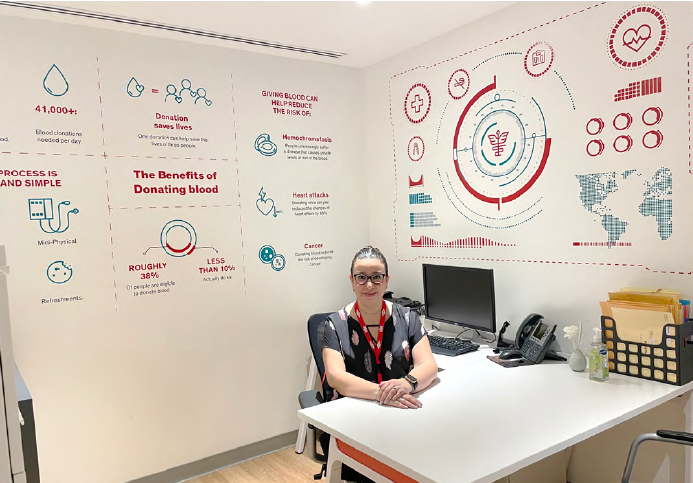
[298,349,693,483]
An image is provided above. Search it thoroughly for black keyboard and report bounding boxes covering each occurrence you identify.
[428,335,480,356]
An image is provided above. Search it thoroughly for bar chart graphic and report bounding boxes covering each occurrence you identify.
[613,77,661,102]
[409,193,432,204]
[410,212,440,227]
[411,236,515,248]
[572,241,632,247]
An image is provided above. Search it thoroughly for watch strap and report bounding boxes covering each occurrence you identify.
[404,374,418,391]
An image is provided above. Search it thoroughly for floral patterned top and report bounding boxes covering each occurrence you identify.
[319,302,427,401]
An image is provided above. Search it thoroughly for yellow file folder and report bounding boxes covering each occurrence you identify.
[609,291,682,325]
[600,301,675,345]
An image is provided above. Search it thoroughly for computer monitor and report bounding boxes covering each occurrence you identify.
[422,264,496,334]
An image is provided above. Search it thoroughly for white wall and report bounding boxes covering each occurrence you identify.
[1,2,692,483]
[364,1,693,347]
[0,12,367,483]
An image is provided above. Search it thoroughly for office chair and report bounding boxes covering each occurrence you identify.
[297,312,332,478]
[621,430,693,483]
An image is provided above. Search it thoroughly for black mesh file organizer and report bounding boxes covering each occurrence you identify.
[601,316,693,386]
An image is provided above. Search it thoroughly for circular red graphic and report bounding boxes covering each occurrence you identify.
[524,41,554,78]
[642,130,663,148]
[586,118,605,135]
[404,83,431,124]
[613,135,633,153]
[452,78,550,206]
[642,106,663,125]
[608,5,668,69]
[448,69,470,100]
[586,139,605,157]
[407,136,425,162]
[613,112,633,131]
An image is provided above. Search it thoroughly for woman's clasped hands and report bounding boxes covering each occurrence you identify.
[375,378,422,409]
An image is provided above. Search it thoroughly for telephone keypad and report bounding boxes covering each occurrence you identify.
[521,339,543,362]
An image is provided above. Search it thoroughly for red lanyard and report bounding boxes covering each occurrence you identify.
[354,300,387,383]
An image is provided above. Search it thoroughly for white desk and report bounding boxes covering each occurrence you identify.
[298,353,693,483]
[432,344,501,370]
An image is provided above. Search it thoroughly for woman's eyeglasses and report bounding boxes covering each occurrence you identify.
[353,273,387,285]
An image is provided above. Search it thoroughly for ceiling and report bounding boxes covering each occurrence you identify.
[21,1,515,68]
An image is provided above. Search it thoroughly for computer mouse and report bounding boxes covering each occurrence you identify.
[499,350,523,360]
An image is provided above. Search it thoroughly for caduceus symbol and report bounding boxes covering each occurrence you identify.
[488,129,509,156]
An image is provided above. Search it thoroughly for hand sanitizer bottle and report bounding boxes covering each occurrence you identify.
[589,328,609,382]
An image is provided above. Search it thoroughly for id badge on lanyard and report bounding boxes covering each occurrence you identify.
[354,300,387,383]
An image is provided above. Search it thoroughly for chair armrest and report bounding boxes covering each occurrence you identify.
[657,430,693,444]
[299,389,324,409]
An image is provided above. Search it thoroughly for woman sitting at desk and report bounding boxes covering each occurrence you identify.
[322,245,437,406]
[320,246,438,480]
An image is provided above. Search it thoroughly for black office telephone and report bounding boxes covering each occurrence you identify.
[516,313,558,364]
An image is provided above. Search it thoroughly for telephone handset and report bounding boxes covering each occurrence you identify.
[516,313,557,364]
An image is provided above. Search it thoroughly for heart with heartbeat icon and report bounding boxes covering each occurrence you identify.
[622,24,652,52]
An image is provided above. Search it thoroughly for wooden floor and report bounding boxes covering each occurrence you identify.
[186,447,325,483]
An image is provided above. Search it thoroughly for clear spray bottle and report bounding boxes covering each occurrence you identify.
[588,328,609,382]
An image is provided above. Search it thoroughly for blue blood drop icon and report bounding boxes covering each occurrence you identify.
[43,64,69,97]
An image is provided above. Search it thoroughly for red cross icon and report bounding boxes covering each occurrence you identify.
[410,94,424,113]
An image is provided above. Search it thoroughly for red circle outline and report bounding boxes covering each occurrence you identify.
[642,107,663,126]
[613,135,633,153]
[407,136,425,162]
[448,69,470,100]
[404,83,431,124]
[613,112,633,131]
[642,130,663,149]
[586,118,605,135]
[608,5,668,69]
[586,139,605,157]
[451,77,550,206]
[523,41,555,78]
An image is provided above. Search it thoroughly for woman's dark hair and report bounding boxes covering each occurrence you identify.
[350,246,388,275]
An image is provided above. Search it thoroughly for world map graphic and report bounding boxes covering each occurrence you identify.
[575,168,672,245]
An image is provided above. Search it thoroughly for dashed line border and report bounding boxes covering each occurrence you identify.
[113,204,237,210]
[391,3,605,78]
[397,255,692,276]
[97,56,119,311]
[686,43,693,174]
[0,151,229,161]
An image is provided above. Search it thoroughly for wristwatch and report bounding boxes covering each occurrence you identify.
[404,374,418,391]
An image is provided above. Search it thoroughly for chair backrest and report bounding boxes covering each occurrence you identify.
[307,312,333,382]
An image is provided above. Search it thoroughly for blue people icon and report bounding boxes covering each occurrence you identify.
[126,77,145,98]
[180,79,196,98]
[165,84,182,103]
[194,87,212,106]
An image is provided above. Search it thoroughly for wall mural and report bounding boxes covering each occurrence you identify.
[390,3,691,276]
